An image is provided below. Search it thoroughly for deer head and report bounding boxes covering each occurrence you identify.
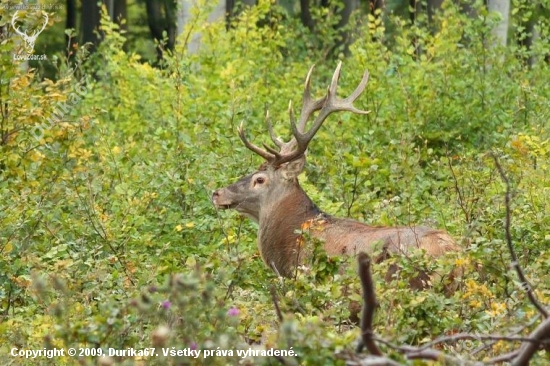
[212,62,369,223]
[11,11,49,54]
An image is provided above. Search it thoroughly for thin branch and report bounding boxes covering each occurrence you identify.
[418,332,541,350]
[270,285,283,323]
[373,337,483,365]
[485,349,521,364]
[471,314,542,356]
[446,148,470,223]
[274,354,299,366]
[492,153,549,319]
[356,252,383,356]
[345,356,403,366]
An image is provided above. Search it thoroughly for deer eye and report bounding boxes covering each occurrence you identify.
[255,177,265,185]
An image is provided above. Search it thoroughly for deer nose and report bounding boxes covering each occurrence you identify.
[212,190,220,202]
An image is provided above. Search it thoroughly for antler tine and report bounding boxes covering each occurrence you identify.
[342,70,370,114]
[291,61,345,148]
[238,121,276,162]
[297,65,328,133]
[266,111,284,148]
[327,60,343,97]
[275,62,370,166]
[288,101,299,142]
[263,142,283,158]
[276,65,329,162]
[325,61,370,114]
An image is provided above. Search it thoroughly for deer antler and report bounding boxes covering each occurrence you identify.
[239,61,370,167]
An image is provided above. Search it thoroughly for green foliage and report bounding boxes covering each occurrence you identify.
[1,0,549,364]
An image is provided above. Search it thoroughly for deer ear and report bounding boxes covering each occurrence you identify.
[280,155,306,180]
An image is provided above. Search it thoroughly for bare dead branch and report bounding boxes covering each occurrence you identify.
[345,356,403,365]
[512,316,550,365]
[373,337,483,365]
[471,314,542,356]
[485,349,521,364]
[446,148,470,223]
[356,252,383,356]
[491,153,549,319]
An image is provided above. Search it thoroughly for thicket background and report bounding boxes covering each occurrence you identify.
[0,0,549,365]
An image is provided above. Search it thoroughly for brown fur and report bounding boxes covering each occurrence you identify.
[257,184,321,277]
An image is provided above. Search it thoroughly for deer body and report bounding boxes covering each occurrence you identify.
[213,63,458,278]
[214,163,457,278]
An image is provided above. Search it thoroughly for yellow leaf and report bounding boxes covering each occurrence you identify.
[185,222,194,228]
[7,153,19,162]
[29,150,45,162]
[4,242,13,253]
[186,256,196,267]
[175,225,183,232]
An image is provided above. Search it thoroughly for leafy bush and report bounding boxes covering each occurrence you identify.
[1,1,549,365]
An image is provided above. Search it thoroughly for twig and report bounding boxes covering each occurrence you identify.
[270,285,283,322]
[491,153,549,319]
[374,337,482,365]
[274,354,298,366]
[418,332,541,350]
[356,252,383,356]
[446,148,470,223]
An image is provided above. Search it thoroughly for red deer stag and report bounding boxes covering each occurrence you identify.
[212,62,459,279]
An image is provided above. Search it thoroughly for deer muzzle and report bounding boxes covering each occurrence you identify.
[211,189,235,209]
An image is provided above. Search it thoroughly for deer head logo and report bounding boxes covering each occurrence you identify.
[11,11,49,54]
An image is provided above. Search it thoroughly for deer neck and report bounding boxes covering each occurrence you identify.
[257,181,322,277]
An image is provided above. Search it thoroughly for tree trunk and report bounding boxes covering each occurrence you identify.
[409,0,421,25]
[487,0,510,46]
[517,4,541,67]
[369,0,384,16]
[66,0,77,54]
[333,0,359,54]
[164,0,177,51]
[145,0,177,60]
[299,0,315,31]
[409,0,443,26]
[177,0,227,54]
[113,0,128,33]
[81,0,102,52]
[427,0,443,24]
[226,0,235,29]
